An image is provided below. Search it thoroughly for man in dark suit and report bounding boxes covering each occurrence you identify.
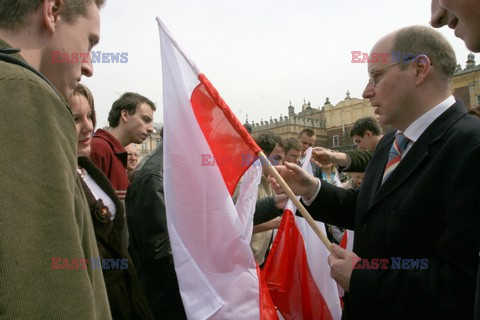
[273,25,480,319]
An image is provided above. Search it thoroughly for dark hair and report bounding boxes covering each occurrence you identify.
[298,128,315,138]
[255,132,286,156]
[0,0,105,29]
[68,83,96,128]
[108,92,156,127]
[284,137,302,153]
[350,116,382,137]
[392,25,456,80]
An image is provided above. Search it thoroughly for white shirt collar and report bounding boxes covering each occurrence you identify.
[402,95,456,143]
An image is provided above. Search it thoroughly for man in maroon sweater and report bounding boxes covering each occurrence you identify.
[91,92,156,200]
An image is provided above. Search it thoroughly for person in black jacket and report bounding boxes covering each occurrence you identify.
[125,140,187,320]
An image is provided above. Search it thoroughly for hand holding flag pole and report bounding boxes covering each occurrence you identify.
[258,151,333,252]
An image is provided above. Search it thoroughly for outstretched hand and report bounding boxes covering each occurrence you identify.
[267,161,319,199]
[312,147,350,168]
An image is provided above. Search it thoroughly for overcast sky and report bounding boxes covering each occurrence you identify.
[82,0,478,128]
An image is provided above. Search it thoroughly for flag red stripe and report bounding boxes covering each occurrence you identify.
[263,210,334,320]
[197,74,261,154]
[190,74,261,195]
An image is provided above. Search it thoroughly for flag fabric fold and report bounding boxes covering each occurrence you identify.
[263,148,342,320]
[157,18,277,320]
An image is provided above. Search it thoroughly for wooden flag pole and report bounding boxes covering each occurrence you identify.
[257,151,332,253]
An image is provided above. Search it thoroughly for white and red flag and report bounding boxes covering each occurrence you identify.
[263,148,342,320]
[157,18,278,320]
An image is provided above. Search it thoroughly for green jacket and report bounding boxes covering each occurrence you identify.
[0,39,111,319]
[344,149,374,172]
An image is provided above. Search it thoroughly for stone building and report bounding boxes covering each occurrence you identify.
[248,91,378,150]
[452,53,480,110]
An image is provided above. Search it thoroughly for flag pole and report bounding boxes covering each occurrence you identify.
[257,151,332,252]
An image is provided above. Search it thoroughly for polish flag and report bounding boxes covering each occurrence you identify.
[157,18,278,320]
[263,148,342,320]
[339,230,354,252]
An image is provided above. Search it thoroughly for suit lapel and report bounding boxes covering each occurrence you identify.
[367,101,467,211]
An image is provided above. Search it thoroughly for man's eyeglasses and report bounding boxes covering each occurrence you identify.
[368,61,403,86]
[368,54,430,87]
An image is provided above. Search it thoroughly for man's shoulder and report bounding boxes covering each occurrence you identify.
[132,147,163,182]
[451,113,480,135]
[91,134,112,148]
[0,60,61,103]
[442,113,480,150]
[91,130,118,151]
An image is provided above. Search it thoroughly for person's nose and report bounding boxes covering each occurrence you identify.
[430,0,448,28]
[81,54,93,78]
[362,81,375,100]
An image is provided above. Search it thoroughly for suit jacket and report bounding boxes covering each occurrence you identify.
[307,101,480,319]
[79,157,154,320]
[476,262,480,320]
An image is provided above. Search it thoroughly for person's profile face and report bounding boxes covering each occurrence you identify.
[124,103,155,144]
[43,2,100,99]
[70,94,94,157]
[353,132,376,150]
[362,36,414,128]
[268,144,285,166]
[430,0,480,52]
[284,149,301,164]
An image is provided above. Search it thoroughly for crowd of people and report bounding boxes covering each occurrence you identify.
[0,0,479,319]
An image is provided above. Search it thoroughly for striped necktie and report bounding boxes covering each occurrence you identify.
[382,133,410,183]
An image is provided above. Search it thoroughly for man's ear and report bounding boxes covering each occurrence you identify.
[120,109,129,123]
[364,130,372,138]
[43,0,64,34]
[413,54,431,85]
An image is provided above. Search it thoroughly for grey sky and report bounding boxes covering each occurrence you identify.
[83,0,478,128]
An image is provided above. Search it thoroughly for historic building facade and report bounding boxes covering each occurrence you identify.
[452,53,480,111]
[248,91,378,150]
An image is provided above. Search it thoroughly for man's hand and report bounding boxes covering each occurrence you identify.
[252,217,282,233]
[273,194,288,210]
[312,147,350,168]
[268,162,319,199]
[328,244,359,292]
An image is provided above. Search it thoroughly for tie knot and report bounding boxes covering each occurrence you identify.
[395,133,409,155]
